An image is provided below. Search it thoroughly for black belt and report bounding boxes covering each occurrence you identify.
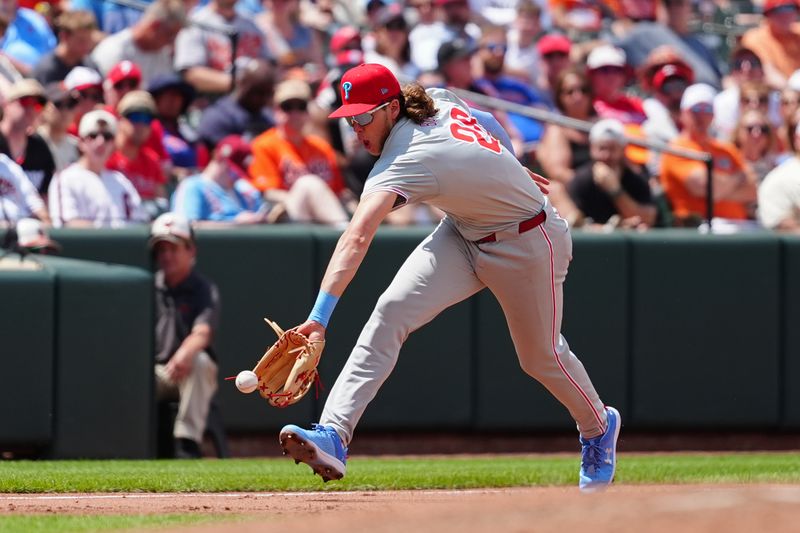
[475,211,547,244]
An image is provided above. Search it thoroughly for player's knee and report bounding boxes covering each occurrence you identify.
[517,346,560,379]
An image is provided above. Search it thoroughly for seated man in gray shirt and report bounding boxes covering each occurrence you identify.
[151,212,220,459]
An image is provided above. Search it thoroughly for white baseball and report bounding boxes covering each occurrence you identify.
[235,370,259,394]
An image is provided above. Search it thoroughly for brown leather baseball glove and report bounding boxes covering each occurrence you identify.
[253,319,325,408]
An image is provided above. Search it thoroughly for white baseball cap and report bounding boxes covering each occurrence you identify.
[680,83,717,111]
[149,212,195,248]
[587,45,626,70]
[78,109,117,138]
[64,66,103,92]
[589,118,626,143]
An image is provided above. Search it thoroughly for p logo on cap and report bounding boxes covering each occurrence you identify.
[328,64,401,119]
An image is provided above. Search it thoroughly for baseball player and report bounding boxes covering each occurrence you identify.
[279,64,620,492]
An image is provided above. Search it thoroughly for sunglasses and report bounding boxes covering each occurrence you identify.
[483,43,507,54]
[124,111,153,124]
[78,90,103,103]
[745,124,771,134]
[593,65,625,75]
[54,97,79,110]
[741,95,769,106]
[384,19,407,31]
[346,101,391,127]
[17,96,44,111]
[733,57,762,71]
[543,51,568,60]
[689,103,714,114]
[113,79,139,91]
[660,78,689,95]
[85,131,114,141]
[279,99,308,113]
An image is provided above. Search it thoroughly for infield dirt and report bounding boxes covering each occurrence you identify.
[2,485,799,532]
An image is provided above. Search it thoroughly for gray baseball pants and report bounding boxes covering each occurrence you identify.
[320,203,608,446]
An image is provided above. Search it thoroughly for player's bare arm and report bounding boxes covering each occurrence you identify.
[297,190,398,341]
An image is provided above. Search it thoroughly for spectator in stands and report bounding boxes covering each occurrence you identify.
[536,33,572,103]
[741,0,800,89]
[63,66,104,135]
[549,0,608,34]
[537,67,596,185]
[150,212,219,459]
[612,0,720,88]
[256,0,325,77]
[248,78,350,226]
[713,47,772,142]
[659,83,757,226]
[48,110,147,227]
[777,70,800,151]
[171,135,275,226]
[0,0,56,73]
[758,120,800,232]
[174,0,271,95]
[0,79,56,198]
[32,10,98,85]
[0,14,22,91]
[504,0,544,90]
[108,90,167,220]
[438,38,525,156]
[409,0,480,74]
[364,3,419,83]
[71,0,150,34]
[568,118,656,229]
[475,25,550,147]
[661,0,722,83]
[149,74,199,175]
[37,82,79,172]
[197,58,275,149]
[732,109,783,183]
[642,61,693,157]
[0,151,49,227]
[587,45,646,125]
[91,0,186,85]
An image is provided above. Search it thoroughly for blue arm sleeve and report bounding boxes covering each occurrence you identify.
[470,108,515,157]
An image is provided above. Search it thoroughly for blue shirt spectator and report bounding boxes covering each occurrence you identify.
[171,173,264,222]
[70,0,151,34]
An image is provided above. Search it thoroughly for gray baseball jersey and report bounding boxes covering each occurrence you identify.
[363,89,546,241]
[320,89,608,445]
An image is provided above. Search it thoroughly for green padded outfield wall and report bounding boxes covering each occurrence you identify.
[194,226,318,431]
[0,264,55,450]
[49,227,151,270]
[312,227,473,430]
[629,233,781,428]
[782,236,800,428]
[38,256,154,459]
[474,233,629,430]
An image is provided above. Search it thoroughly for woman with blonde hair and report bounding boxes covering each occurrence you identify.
[732,108,783,184]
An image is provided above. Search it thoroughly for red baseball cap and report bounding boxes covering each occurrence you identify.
[537,34,571,56]
[215,135,252,179]
[328,63,401,119]
[330,26,361,53]
[652,63,694,91]
[108,60,142,87]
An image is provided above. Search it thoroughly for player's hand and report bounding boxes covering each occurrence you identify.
[525,168,550,195]
[295,320,327,343]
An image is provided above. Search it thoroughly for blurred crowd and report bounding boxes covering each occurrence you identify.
[2,0,800,240]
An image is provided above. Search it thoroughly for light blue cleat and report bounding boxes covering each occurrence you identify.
[279,424,348,482]
[579,406,621,492]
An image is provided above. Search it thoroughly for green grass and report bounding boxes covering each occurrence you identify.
[1,452,799,493]
[0,514,233,533]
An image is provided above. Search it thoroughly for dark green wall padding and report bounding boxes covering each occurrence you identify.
[2,228,795,458]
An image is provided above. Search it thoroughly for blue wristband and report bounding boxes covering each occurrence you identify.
[308,290,339,328]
